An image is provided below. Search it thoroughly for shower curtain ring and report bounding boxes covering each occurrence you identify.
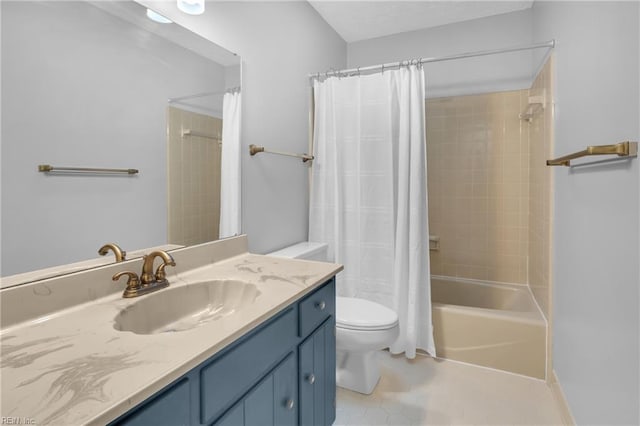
[357,67,361,77]
[381,64,385,74]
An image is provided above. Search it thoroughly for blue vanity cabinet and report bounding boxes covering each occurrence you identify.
[111,278,335,426]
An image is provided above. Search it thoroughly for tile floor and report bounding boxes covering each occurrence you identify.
[335,351,564,426]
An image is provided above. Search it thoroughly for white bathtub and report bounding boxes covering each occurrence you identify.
[431,276,546,379]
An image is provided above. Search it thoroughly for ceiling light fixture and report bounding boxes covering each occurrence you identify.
[146,9,173,24]
[177,0,205,16]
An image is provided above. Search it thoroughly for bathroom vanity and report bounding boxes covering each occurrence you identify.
[113,279,336,426]
[0,236,342,425]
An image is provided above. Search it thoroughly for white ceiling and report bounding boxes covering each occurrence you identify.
[308,1,534,43]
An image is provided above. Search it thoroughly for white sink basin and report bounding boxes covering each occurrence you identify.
[114,280,260,334]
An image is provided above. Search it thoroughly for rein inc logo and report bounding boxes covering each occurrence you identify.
[1,418,35,425]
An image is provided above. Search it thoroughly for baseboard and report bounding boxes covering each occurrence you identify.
[550,370,576,425]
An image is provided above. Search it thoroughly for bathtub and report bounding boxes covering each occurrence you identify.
[431,276,546,379]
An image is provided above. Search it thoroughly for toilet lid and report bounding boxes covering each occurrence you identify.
[336,297,399,331]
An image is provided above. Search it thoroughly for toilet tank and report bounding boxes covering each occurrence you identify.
[267,242,328,262]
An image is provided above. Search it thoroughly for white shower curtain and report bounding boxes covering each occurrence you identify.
[219,90,242,238]
[309,65,435,358]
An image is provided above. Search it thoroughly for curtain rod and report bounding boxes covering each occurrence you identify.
[309,40,555,79]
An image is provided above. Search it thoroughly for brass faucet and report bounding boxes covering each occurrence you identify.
[112,250,176,298]
[98,243,126,262]
[141,250,176,285]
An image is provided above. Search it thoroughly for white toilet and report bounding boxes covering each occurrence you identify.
[268,242,399,394]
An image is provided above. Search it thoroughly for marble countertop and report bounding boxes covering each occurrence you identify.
[0,252,342,425]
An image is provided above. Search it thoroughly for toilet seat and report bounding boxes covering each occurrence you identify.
[336,297,399,331]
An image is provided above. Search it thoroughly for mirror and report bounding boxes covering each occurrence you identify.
[1,1,241,286]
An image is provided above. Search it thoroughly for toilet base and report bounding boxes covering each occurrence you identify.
[336,349,381,394]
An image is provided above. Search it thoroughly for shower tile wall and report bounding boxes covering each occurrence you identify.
[426,91,530,284]
[528,58,554,318]
[167,106,222,246]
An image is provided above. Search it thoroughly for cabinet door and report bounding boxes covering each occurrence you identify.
[298,318,336,426]
[273,352,298,426]
[215,352,297,426]
[244,374,274,425]
[324,318,336,425]
[214,402,244,426]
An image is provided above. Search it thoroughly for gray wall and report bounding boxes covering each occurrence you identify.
[1,2,225,275]
[532,2,639,424]
[140,1,347,254]
[347,9,534,98]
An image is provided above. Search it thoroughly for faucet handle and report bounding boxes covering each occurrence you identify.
[112,271,141,298]
[154,261,175,282]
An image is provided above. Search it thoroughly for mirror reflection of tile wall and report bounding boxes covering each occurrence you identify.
[167,106,222,246]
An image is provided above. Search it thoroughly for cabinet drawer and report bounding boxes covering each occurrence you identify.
[200,307,297,424]
[299,280,335,338]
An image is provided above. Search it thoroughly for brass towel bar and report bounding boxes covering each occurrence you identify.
[38,165,139,175]
[546,141,637,167]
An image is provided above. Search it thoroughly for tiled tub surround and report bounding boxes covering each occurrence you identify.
[426,90,530,284]
[425,62,554,381]
[0,236,342,425]
[426,59,554,315]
